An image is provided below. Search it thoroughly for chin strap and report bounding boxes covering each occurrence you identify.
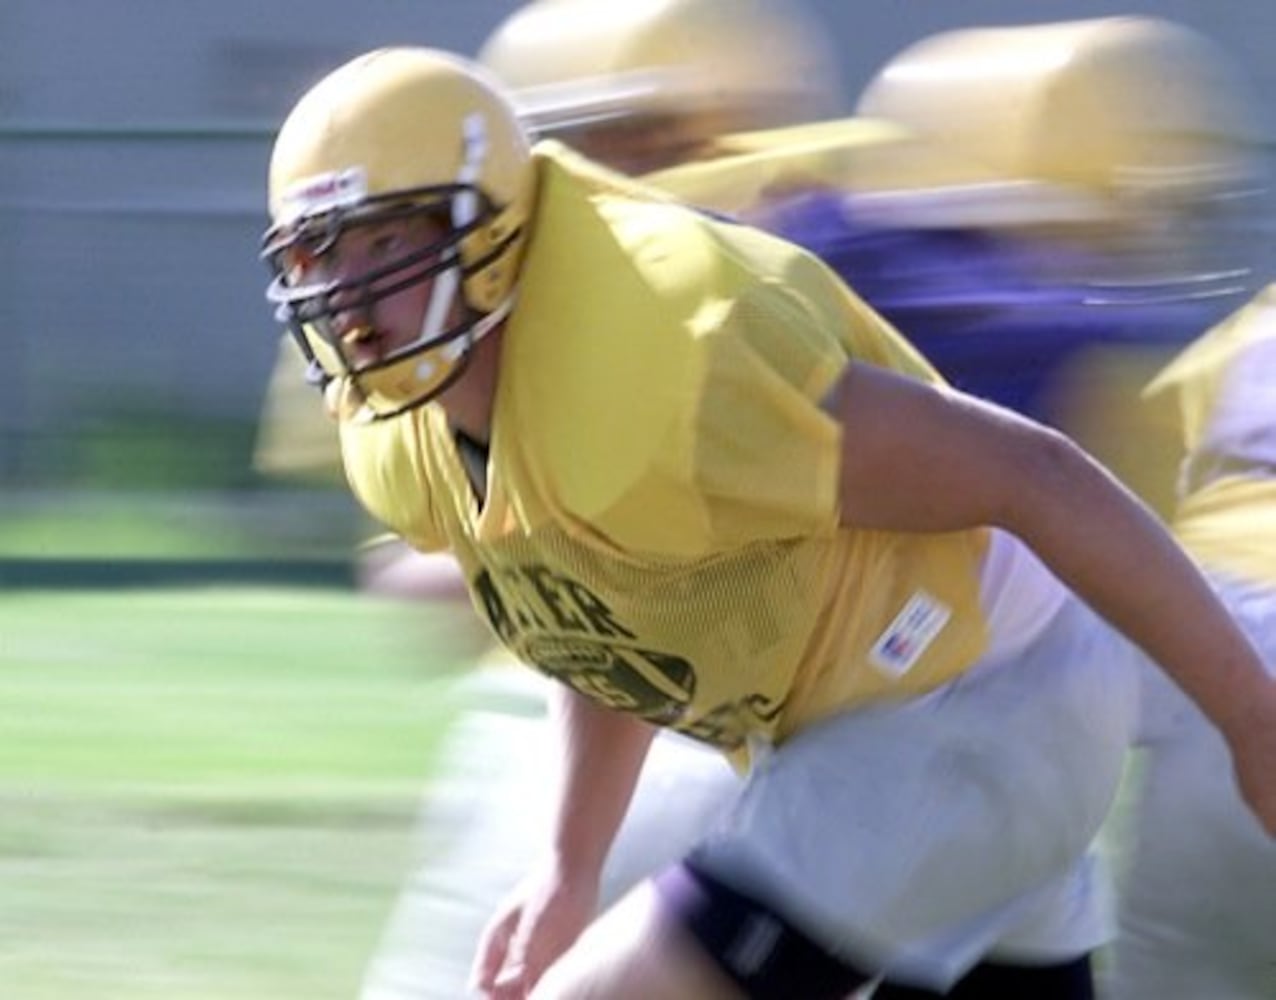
[469,291,516,344]
[326,292,518,425]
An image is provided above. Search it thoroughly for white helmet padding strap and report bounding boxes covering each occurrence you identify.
[419,112,489,345]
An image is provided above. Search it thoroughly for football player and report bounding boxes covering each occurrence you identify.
[300,3,839,996]
[1107,285,1276,1000]
[260,46,1276,1000]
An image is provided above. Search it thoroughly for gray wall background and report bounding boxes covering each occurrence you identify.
[3,1,1274,486]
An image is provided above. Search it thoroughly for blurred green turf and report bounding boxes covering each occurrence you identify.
[0,586,475,999]
[0,489,360,559]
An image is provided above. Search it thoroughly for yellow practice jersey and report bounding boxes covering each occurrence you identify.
[339,143,1007,763]
[1146,283,1276,588]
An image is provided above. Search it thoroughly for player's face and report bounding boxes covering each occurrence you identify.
[283,212,453,371]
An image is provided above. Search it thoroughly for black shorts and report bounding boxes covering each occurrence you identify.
[654,861,1095,1000]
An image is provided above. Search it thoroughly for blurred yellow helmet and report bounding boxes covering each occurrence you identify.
[854,17,1270,295]
[263,47,534,419]
[477,0,837,169]
[858,17,1265,195]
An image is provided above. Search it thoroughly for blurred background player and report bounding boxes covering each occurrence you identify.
[477,0,839,176]
[683,15,1268,518]
[813,26,1274,996]
[1106,284,1276,1000]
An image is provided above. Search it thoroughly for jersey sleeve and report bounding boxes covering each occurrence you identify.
[677,231,944,551]
[684,275,848,545]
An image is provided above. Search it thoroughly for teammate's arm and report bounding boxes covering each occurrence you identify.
[471,683,656,995]
[822,361,1276,835]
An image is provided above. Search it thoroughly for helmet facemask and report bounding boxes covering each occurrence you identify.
[263,180,517,420]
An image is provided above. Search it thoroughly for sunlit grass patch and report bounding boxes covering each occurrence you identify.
[0,585,476,999]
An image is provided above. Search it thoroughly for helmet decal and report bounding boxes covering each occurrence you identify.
[278,166,369,227]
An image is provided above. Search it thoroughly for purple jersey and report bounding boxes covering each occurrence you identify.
[752,190,1227,424]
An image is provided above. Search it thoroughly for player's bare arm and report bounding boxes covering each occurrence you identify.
[824,361,1276,834]
[471,684,656,996]
[544,684,657,878]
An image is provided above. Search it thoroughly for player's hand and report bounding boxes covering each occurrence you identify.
[468,855,599,999]
[1224,680,1276,837]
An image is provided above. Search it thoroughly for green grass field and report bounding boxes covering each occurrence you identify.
[0,585,477,1000]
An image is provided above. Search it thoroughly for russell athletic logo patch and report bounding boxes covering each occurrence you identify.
[869,590,951,679]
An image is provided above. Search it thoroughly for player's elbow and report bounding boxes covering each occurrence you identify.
[992,423,1093,535]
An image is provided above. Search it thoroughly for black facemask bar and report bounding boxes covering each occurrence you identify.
[262,184,497,367]
[261,182,522,416]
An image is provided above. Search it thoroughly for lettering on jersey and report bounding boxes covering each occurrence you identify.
[474,565,691,724]
[472,563,782,750]
[475,565,635,645]
[869,590,951,679]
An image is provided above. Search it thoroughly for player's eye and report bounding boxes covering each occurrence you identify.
[282,242,328,284]
[365,220,414,260]
[368,234,402,260]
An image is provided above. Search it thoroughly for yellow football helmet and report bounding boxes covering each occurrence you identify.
[262,47,534,419]
[857,17,1264,197]
[854,17,1269,296]
[477,0,837,172]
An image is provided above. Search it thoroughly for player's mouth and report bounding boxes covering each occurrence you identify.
[342,325,386,368]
